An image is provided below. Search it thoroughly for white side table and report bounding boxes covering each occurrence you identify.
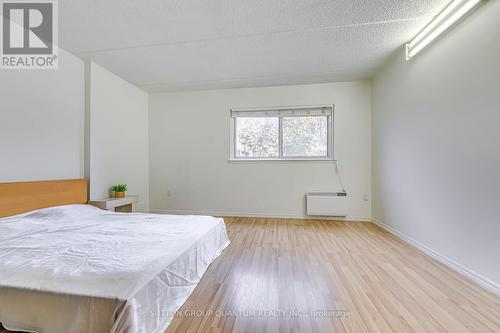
[89,195,138,212]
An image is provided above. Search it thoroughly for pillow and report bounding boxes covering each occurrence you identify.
[24,204,102,221]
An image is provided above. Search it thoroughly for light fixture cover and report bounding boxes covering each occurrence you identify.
[406,0,482,60]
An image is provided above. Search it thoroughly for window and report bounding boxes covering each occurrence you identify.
[230,105,333,160]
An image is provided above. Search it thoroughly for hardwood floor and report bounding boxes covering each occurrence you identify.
[165,217,500,333]
[2,217,500,332]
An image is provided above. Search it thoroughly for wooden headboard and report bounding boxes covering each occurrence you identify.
[0,179,88,218]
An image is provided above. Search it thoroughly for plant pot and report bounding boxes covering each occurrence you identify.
[114,191,125,198]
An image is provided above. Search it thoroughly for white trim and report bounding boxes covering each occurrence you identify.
[227,157,335,162]
[150,209,371,222]
[371,217,500,296]
[227,159,336,164]
[230,104,333,116]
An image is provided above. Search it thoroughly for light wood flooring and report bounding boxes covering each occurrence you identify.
[2,217,500,332]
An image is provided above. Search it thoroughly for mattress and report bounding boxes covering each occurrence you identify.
[0,204,230,333]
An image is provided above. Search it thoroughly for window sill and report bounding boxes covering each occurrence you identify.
[227,158,336,163]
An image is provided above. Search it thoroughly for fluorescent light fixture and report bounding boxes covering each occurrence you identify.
[406,0,482,60]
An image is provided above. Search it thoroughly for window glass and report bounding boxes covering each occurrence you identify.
[235,117,279,158]
[282,116,328,157]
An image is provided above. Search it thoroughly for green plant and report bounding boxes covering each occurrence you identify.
[110,184,127,192]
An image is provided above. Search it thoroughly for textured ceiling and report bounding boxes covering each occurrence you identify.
[59,0,449,92]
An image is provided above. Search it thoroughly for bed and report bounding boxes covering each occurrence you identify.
[0,179,230,333]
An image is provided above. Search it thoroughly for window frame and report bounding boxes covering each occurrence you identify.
[229,105,334,161]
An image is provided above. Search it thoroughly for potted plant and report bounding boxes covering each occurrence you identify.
[110,184,127,198]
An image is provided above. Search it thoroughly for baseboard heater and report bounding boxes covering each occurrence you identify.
[306,192,348,217]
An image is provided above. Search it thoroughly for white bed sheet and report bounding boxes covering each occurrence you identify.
[0,204,230,333]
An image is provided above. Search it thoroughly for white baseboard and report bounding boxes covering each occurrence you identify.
[371,217,500,296]
[149,209,371,222]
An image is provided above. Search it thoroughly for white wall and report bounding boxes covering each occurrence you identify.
[149,82,371,219]
[88,62,149,211]
[372,0,500,289]
[0,49,85,182]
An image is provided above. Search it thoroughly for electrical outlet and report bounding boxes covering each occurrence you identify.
[167,190,172,197]
[363,193,369,201]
